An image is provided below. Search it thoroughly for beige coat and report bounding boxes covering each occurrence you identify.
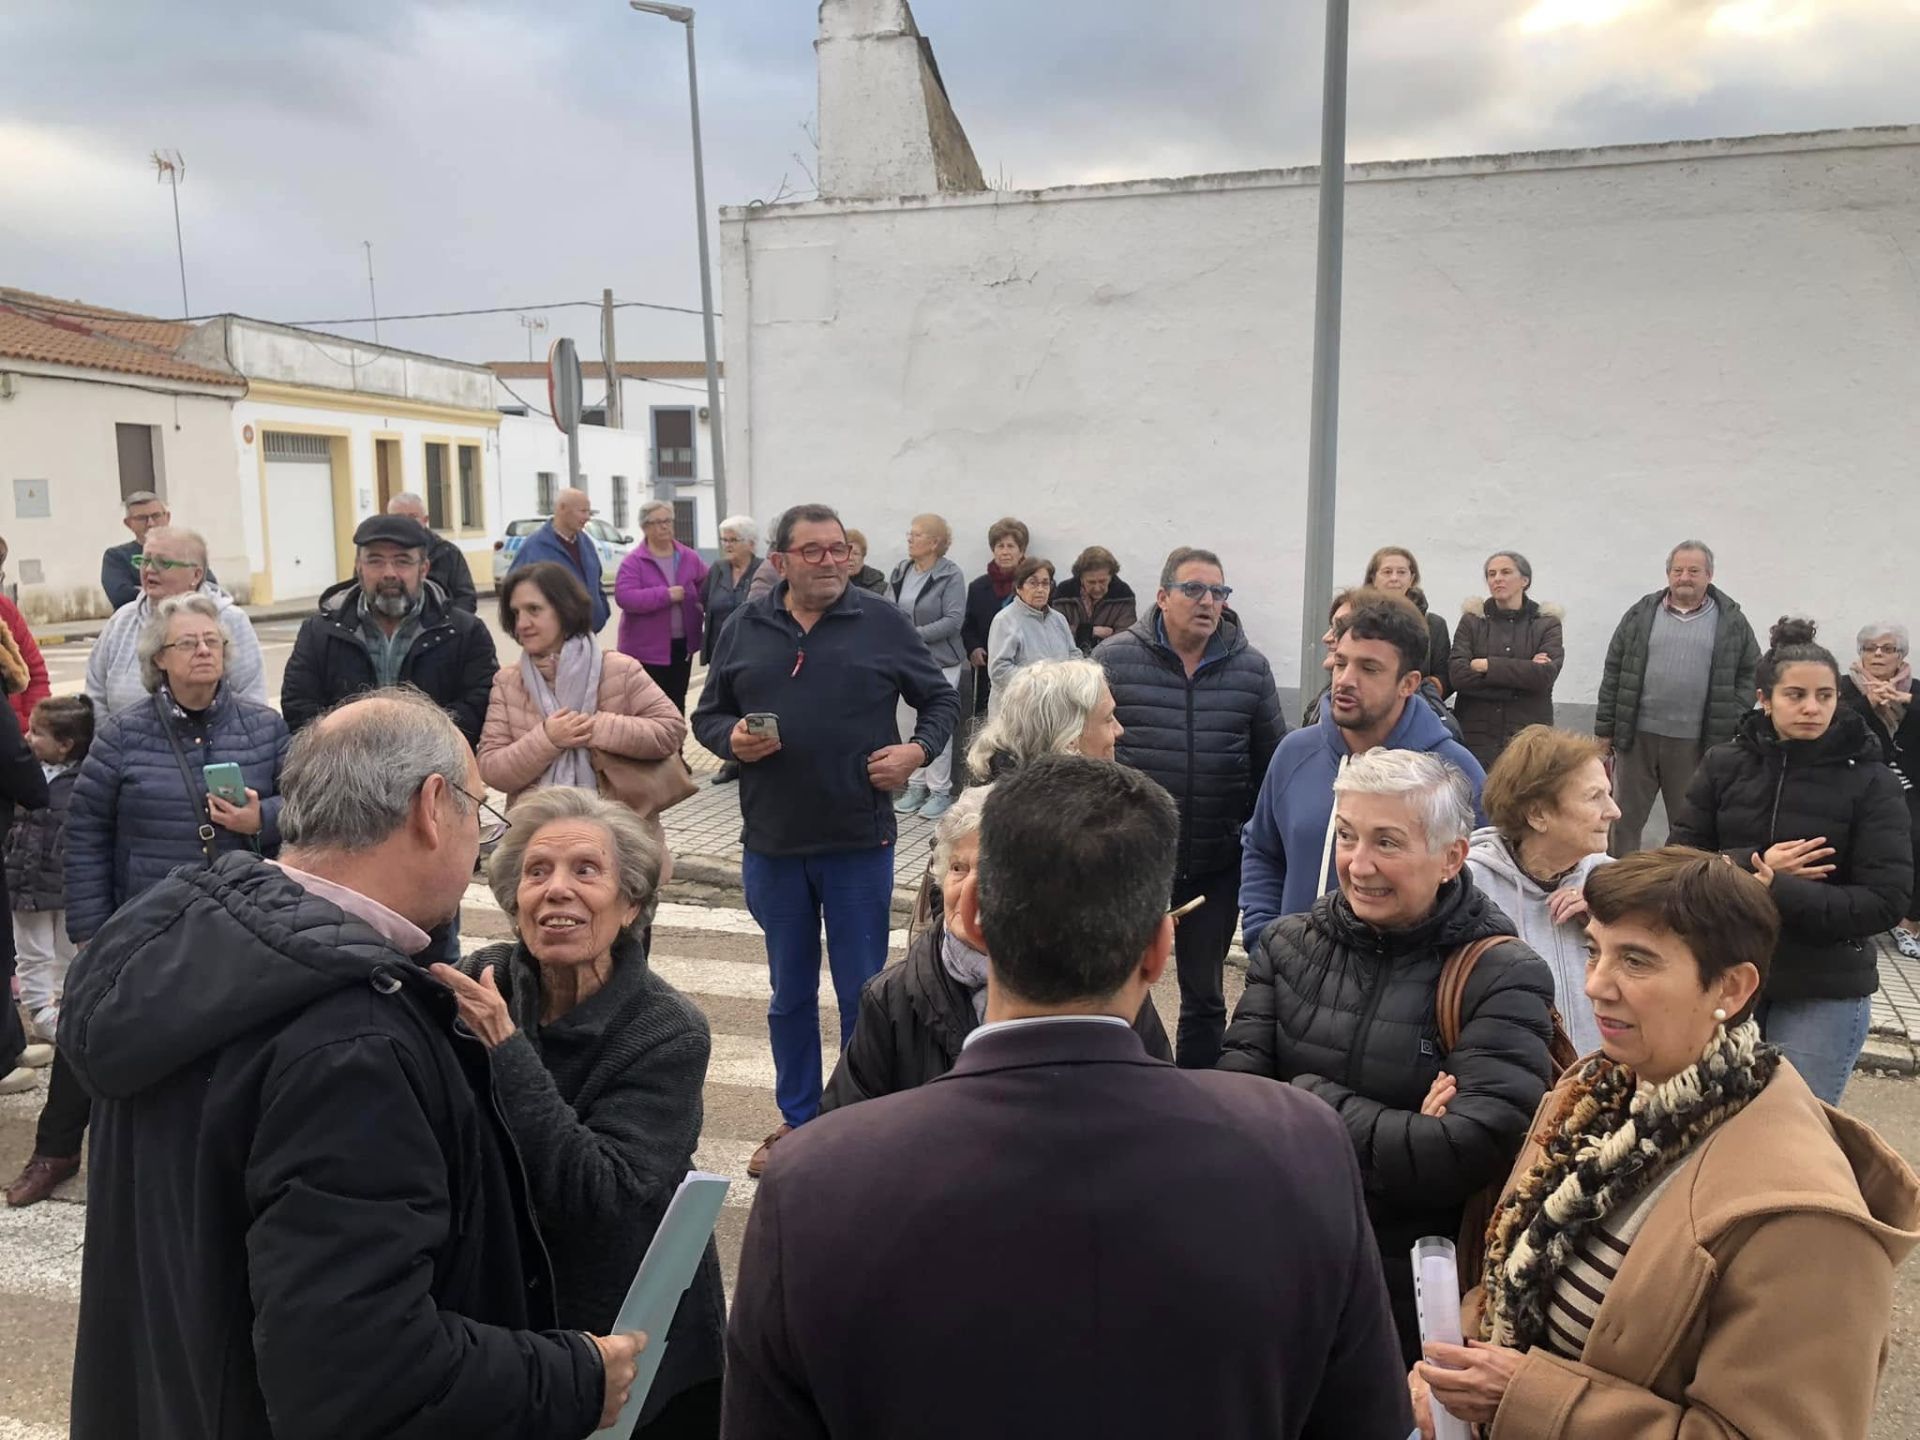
[1467,1061,1920,1439]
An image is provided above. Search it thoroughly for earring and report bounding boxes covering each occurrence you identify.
[1713,1007,1728,1023]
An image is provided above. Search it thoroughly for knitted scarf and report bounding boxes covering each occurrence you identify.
[1480,1019,1779,1351]
[1851,660,1913,734]
[986,561,1017,602]
[940,928,992,1022]
[521,636,603,791]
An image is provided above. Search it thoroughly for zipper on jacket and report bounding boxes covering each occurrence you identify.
[1343,943,1392,1091]
[1767,747,1790,844]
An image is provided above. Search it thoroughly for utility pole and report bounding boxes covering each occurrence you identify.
[152,150,189,317]
[1298,0,1349,701]
[601,288,624,430]
[363,241,381,344]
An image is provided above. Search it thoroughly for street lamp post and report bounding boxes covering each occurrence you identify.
[1299,0,1349,702]
[631,1,729,521]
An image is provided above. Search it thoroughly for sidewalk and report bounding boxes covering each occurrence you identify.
[31,595,321,647]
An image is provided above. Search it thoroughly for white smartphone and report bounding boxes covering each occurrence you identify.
[743,712,781,743]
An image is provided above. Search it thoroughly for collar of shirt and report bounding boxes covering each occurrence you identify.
[960,1013,1132,1051]
[1663,591,1716,620]
[269,861,432,956]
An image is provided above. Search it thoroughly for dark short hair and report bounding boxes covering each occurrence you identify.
[987,517,1029,551]
[1584,846,1777,1024]
[1482,725,1606,846]
[773,504,844,554]
[1757,616,1839,694]
[499,562,594,640]
[1159,546,1224,588]
[30,694,95,764]
[1326,585,1361,625]
[1013,557,1055,590]
[1333,593,1429,678]
[976,755,1177,1003]
[1071,545,1120,581]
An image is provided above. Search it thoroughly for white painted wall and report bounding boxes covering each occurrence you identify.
[721,127,1920,709]
[0,368,241,620]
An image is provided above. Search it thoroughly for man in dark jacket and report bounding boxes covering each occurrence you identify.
[508,487,609,632]
[99,490,218,611]
[56,692,639,1439]
[1095,545,1285,1068]
[1596,539,1760,855]
[281,514,498,748]
[387,491,478,612]
[724,756,1411,1440]
[1222,748,1556,1363]
[693,503,959,1177]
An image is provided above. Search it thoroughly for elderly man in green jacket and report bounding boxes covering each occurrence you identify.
[1595,539,1760,856]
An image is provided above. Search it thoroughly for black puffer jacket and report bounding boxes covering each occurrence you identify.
[819,900,1172,1112]
[1841,675,1920,915]
[58,853,603,1440]
[1448,597,1565,769]
[4,763,75,911]
[1095,615,1287,879]
[1595,585,1761,750]
[1219,872,1556,1361]
[1670,707,1913,1000]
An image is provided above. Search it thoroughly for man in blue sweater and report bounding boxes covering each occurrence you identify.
[507,487,608,632]
[692,503,959,1178]
[1239,593,1485,948]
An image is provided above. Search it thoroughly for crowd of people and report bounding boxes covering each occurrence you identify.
[0,493,1916,1438]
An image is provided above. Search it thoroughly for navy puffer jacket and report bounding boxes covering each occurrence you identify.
[1095,615,1287,879]
[66,685,288,942]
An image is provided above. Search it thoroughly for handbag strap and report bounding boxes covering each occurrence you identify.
[1435,934,1515,1054]
[153,692,219,867]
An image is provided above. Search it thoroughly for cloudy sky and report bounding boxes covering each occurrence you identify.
[4,0,1914,364]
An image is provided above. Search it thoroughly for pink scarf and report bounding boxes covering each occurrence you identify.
[1851,660,1913,732]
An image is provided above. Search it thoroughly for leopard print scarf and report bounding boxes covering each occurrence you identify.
[1480,1019,1779,1350]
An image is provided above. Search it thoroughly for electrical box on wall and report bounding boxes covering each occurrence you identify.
[13,479,50,519]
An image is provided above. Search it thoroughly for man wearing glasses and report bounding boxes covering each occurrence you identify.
[693,503,960,1179]
[99,490,219,612]
[85,525,266,716]
[1094,545,1285,1070]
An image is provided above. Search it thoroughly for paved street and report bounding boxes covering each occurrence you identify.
[6,613,1920,1434]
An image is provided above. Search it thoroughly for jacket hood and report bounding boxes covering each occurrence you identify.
[1466,826,1611,897]
[1313,678,1462,759]
[61,853,429,1100]
[1459,596,1565,622]
[1733,703,1884,766]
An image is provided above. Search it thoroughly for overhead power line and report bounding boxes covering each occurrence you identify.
[7,295,718,329]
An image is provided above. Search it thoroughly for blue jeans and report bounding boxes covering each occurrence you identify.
[742,846,894,1127]
[1762,994,1872,1105]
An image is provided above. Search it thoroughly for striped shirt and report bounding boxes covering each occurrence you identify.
[1541,1160,1691,1359]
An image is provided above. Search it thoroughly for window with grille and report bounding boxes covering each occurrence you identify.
[652,409,695,479]
[424,443,450,530]
[457,444,482,531]
[673,499,695,544]
[536,472,556,516]
[611,476,629,530]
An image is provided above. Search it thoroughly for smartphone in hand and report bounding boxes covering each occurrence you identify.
[742,713,781,744]
[203,762,248,807]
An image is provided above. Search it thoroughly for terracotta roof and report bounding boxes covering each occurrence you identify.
[0,287,241,388]
[488,359,723,382]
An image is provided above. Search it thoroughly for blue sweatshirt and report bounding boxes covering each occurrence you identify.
[1238,697,1487,948]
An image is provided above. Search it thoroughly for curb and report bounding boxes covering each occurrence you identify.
[1859,1034,1920,1078]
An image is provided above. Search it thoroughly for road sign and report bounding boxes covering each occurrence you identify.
[548,337,583,435]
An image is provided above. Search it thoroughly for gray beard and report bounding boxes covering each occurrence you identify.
[371,589,415,619]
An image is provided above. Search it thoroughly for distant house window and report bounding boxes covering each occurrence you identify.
[652,408,695,480]
[424,443,451,530]
[457,444,483,531]
[116,423,159,500]
[611,476,629,530]
[536,472,557,516]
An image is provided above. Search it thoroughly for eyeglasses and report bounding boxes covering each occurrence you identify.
[1018,575,1053,590]
[451,783,512,845]
[1862,642,1906,656]
[1170,581,1233,604]
[132,554,199,572]
[784,542,852,565]
[161,635,228,656]
[360,553,424,573]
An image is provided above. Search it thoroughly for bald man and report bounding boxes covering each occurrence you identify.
[386,493,477,612]
[508,487,608,633]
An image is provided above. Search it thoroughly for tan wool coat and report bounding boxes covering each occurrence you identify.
[1466,1061,1920,1439]
[478,649,686,809]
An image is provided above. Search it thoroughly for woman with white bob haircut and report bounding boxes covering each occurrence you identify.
[1221,748,1557,1366]
[966,657,1124,781]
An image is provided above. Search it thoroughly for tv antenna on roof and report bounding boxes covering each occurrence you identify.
[151,149,189,318]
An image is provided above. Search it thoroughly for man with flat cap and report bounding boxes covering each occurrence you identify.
[282,514,498,748]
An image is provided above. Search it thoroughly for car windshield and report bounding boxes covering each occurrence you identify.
[507,520,541,537]
[587,520,625,542]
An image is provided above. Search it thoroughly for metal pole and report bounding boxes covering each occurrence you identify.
[567,421,582,492]
[602,288,624,431]
[364,241,380,344]
[1298,0,1349,702]
[169,177,190,318]
[683,16,729,521]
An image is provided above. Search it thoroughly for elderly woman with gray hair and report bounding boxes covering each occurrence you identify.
[433,785,724,1437]
[614,499,710,714]
[965,656,1124,780]
[821,784,1169,1112]
[1843,620,1920,956]
[7,592,287,1209]
[1221,748,1557,1364]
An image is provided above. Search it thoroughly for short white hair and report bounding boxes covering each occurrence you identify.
[1857,622,1909,656]
[387,492,427,515]
[931,784,992,878]
[639,499,675,524]
[967,658,1107,780]
[718,514,759,547]
[1332,749,1474,854]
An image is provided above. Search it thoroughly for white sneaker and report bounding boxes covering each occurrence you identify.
[1895,929,1920,962]
[17,1043,53,1069]
[0,1067,37,1095]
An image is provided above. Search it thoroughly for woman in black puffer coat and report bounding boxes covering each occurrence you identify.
[1669,618,1912,1106]
[1220,750,1556,1366]
[1447,551,1565,770]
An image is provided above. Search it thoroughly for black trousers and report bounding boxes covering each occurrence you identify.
[1170,866,1241,1070]
[36,1048,91,1159]
[635,1378,721,1439]
[644,638,693,715]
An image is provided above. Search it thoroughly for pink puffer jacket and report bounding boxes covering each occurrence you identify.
[478,649,686,808]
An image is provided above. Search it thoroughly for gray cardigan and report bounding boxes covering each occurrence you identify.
[461,934,724,1424]
[888,555,968,667]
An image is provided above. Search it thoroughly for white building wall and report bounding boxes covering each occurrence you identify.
[721,126,1920,709]
[0,369,242,620]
